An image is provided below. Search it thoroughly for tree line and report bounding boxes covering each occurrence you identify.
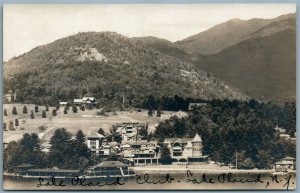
[3,129,92,171]
[154,99,296,169]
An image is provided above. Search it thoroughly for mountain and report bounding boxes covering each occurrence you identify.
[3,32,245,106]
[131,36,192,60]
[176,13,295,55]
[196,29,296,101]
[135,13,296,101]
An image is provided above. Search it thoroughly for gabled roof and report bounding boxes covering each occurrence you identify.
[192,134,202,142]
[82,97,95,100]
[87,131,105,139]
[164,138,193,144]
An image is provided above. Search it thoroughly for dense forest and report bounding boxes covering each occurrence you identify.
[4,32,245,107]
[154,99,296,169]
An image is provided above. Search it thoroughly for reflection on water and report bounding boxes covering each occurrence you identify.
[3,172,296,190]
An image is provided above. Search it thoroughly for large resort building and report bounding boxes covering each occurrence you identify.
[85,122,207,166]
[164,134,208,164]
[121,140,160,165]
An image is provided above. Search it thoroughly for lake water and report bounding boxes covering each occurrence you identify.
[3,172,296,190]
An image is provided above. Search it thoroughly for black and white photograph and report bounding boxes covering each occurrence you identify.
[2,4,296,190]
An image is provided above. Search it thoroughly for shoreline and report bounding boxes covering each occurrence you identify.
[131,166,274,174]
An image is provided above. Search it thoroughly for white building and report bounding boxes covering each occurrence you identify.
[164,134,208,164]
[86,132,105,154]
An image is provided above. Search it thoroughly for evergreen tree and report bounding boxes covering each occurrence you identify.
[97,128,105,136]
[3,122,7,131]
[30,110,34,119]
[156,109,161,117]
[35,105,39,113]
[160,145,172,164]
[147,108,153,117]
[48,128,71,167]
[139,127,148,140]
[4,109,7,116]
[64,107,68,114]
[46,104,49,111]
[42,110,46,118]
[9,121,14,130]
[72,105,78,113]
[15,119,19,127]
[80,105,85,111]
[52,109,57,116]
[23,106,28,114]
[75,129,86,144]
[12,106,17,115]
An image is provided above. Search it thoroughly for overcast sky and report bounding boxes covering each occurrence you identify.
[4,4,296,61]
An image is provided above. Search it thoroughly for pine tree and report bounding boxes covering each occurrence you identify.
[9,121,14,130]
[160,145,172,164]
[4,109,7,116]
[46,104,49,111]
[23,106,28,114]
[80,105,85,111]
[72,105,78,113]
[3,122,7,131]
[30,110,34,119]
[15,119,19,127]
[42,110,46,118]
[97,128,105,135]
[12,106,17,115]
[148,108,153,117]
[64,107,68,114]
[156,109,161,117]
[35,105,39,113]
[52,109,57,116]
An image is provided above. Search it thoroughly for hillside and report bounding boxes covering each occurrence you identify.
[196,29,296,101]
[176,13,295,55]
[3,32,245,106]
[131,36,192,61]
[136,13,296,101]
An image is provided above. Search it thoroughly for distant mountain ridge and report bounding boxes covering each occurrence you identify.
[135,13,296,101]
[176,13,295,55]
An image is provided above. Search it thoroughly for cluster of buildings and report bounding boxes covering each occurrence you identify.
[274,156,296,172]
[59,97,97,108]
[86,122,208,166]
[274,125,296,143]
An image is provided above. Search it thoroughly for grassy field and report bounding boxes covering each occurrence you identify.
[3,104,187,143]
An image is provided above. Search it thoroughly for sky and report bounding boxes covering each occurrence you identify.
[4,4,296,61]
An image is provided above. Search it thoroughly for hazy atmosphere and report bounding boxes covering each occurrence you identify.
[4,4,295,61]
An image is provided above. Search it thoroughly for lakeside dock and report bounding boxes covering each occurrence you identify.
[131,164,274,174]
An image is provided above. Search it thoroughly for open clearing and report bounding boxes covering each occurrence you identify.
[3,104,188,143]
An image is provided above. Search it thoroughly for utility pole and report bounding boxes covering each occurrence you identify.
[122,91,125,110]
[236,152,238,170]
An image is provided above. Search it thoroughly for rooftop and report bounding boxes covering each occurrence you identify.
[96,161,127,168]
[28,168,80,173]
[164,137,193,144]
[87,131,105,139]
[14,163,35,168]
[192,134,202,142]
